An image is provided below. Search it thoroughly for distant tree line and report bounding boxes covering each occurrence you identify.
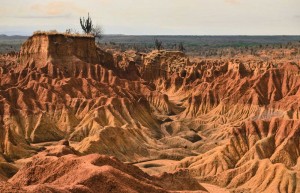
[98,40,300,61]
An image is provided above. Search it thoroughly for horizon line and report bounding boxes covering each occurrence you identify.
[2,34,300,37]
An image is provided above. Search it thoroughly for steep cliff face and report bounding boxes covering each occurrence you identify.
[18,34,109,83]
[19,34,99,69]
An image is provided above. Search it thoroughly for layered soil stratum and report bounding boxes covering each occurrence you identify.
[0,33,300,193]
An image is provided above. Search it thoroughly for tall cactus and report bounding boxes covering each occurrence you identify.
[80,13,93,34]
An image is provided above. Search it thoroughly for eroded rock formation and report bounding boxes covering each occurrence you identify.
[0,33,300,193]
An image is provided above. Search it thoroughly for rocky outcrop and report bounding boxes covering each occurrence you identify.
[0,34,163,162]
[19,33,99,69]
[140,51,187,80]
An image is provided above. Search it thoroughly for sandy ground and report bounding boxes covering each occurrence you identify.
[135,159,179,176]
[135,159,230,193]
[200,183,230,193]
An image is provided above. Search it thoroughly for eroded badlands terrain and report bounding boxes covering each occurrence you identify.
[0,33,300,192]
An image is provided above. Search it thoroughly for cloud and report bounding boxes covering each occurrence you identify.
[13,14,72,19]
[30,1,86,17]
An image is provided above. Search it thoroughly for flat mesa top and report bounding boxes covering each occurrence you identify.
[32,31,95,38]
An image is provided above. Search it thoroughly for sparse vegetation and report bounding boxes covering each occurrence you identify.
[178,42,185,52]
[155,39,163,50]
[32,30,93,37]
[91,25,103,39]
[80,13,93,34]
[79,13,103,39]
[65,28,80,35]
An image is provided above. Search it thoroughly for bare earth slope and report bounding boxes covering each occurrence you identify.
[0,33,300,192]
[5,143,205,193]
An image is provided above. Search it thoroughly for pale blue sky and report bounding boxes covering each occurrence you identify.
[0,0,299,35]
